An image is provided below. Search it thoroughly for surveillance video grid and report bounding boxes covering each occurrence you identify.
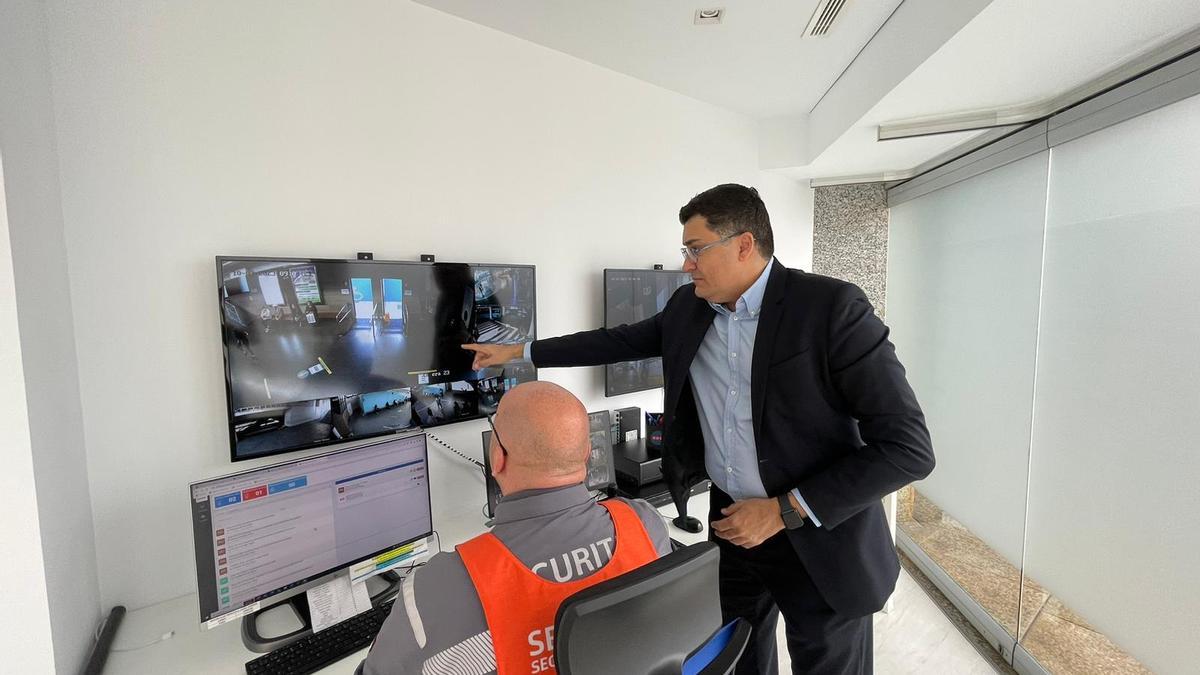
[219,258,537,460]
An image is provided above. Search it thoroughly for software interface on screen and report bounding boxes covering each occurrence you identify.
[219,257,538,460]
[604,270,693,396]
[189,434,431,625]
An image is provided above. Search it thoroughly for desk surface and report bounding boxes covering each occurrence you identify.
[108,444,710,675]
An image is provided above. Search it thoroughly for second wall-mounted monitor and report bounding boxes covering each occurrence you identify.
[603,269,693,397]
[218,256,537,461]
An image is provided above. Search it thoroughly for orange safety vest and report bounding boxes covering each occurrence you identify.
[456,499,659,675]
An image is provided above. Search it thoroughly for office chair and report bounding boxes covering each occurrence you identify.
[554,541,751,675]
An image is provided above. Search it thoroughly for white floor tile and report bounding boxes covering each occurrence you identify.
[773,569,997,674]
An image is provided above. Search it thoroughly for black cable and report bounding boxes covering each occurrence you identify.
[427,431,485,470]
[398,530,441,577]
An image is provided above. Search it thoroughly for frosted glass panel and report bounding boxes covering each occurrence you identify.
[1024,94,1200,674]
[888,152,1048,638]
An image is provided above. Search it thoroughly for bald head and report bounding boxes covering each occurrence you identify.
[490,382,590,491]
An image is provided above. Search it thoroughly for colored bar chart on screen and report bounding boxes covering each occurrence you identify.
[349,540,430,583]
[241,485,268,501]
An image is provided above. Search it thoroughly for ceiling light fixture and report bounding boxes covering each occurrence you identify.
[694,8,724,25]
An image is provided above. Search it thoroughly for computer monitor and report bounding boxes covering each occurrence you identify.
[481,411,616,519]
[584,411,616,492]
[188,433,432,628]
[218,256,538,461]
[603,268,693,396]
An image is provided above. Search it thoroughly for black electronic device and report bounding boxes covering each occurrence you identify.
[217,256,537,461]
[645,412,664,449]
[609,408,707,532]
[616,476,711,512]
[356,252,373,260]
[603,268,693,397]
[244,598,395,675]
[614,406,641,445]
[188,433,431,642]
[612,435,708,533]
[613,438,661,487]
[420,254,435,262]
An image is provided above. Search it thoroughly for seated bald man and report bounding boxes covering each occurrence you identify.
[358,382,672,675]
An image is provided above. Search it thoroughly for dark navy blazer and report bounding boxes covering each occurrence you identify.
[533,260,934,617]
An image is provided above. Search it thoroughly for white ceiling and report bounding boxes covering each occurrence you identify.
[799,0,1200,180]
[874,0,1200,123]
[412,0,905,118]
[413,0,1200,180]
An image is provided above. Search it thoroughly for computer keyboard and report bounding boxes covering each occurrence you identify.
[245,598,395,675]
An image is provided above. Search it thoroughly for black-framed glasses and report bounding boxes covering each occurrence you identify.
[680,233,741,263]
[487,414,508,457]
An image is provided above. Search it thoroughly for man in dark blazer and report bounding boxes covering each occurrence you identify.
[463,183,934,674]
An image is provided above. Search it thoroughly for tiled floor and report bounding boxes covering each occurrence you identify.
[771,568,1000,674]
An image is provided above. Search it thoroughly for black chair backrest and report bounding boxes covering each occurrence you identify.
[554,541,722,675]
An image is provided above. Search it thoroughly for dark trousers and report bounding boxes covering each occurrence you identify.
[711,500,873,674]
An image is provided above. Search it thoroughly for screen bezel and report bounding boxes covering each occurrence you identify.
[217,255,538,462]
[602,268,692,397]
[189,432,433,625]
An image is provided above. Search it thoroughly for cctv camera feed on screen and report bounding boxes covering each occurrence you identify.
[218,257,537,461]
[471,265,535,345]
[604,269,694,396]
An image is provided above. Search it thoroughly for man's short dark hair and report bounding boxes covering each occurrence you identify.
[678,184,774,259]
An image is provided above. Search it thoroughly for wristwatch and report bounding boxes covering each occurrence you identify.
[777,494,805,529]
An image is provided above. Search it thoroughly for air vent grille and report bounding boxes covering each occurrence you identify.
[806,0,847,36]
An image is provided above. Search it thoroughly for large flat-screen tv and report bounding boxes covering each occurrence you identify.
[603,268,693,397]
[218,256,536,461]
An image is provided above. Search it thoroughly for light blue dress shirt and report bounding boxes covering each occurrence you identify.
[687,260,822,526]
[523,260,820,525]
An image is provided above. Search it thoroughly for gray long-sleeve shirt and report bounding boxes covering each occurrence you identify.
[358,484,672,675]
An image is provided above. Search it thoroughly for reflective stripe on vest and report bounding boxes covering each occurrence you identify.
[456,499,659,675]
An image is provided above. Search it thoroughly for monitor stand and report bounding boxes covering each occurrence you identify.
[240,570,403,653]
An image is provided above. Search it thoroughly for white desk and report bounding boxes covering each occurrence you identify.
[108,439,711,675]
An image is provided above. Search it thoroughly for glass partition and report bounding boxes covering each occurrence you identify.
[888,152,1048,642]
[885,90,1200,673]
[1021,92,1200,675]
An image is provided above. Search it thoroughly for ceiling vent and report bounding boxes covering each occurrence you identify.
[694,8,724,25]
[805,0,848,36]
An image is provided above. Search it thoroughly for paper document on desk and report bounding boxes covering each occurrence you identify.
[306,572,373,633]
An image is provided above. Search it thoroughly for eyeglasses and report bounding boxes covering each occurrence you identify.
[680,233,740,263]
[487,414,508,457]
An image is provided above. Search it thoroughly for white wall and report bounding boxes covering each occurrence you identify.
[0,157,57,675]
[1,0,102,672]
[42,0,813,611]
